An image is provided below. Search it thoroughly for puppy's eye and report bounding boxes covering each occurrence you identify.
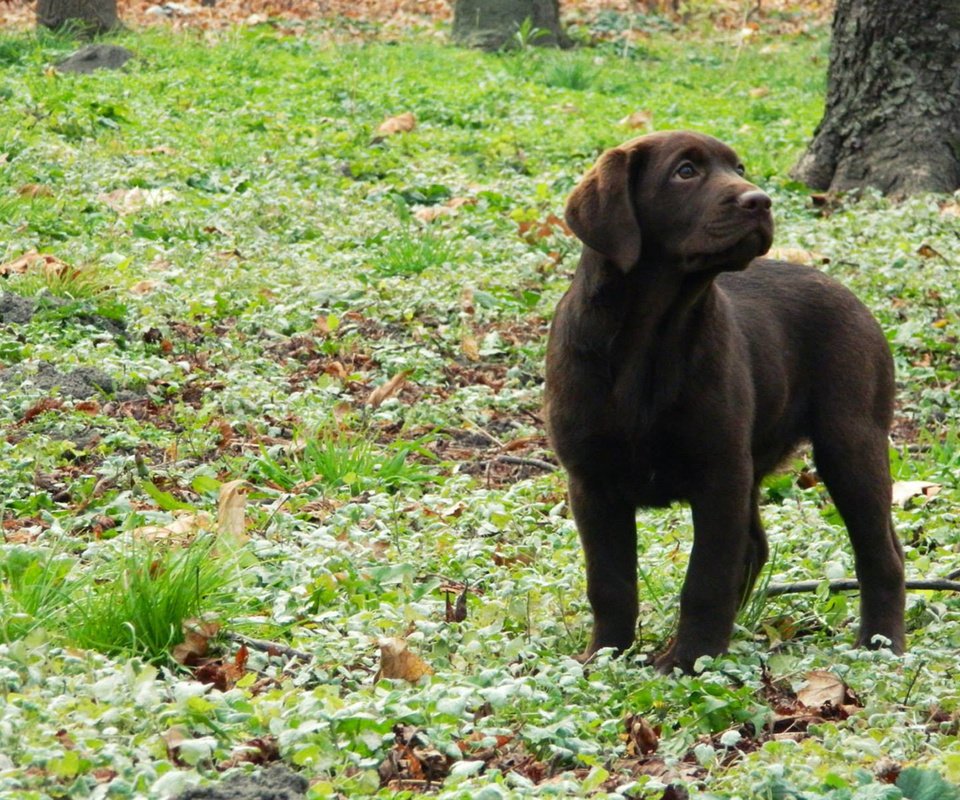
[675,162,698,180]
[736,164,746,176]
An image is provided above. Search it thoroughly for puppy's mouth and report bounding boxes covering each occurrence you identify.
[693,217,773,270]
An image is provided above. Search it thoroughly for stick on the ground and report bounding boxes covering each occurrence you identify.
[494,454,557,472]
[765,578,960,597]
[224,631,312,661]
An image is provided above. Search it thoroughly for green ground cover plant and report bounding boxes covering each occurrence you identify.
[0,12,957,799]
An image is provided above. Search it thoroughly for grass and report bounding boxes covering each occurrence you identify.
[0,13,957,800]
[66,535,235,663]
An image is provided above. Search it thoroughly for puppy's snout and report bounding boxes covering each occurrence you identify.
[737,189,772,212]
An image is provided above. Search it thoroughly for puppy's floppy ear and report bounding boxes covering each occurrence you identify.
[564,146,642,271]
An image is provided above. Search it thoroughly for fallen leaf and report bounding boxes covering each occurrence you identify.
[749,86,770,98]
[0,250,72,277]
[366,370,410,408]
[376,637,433,682]
[445,587,468,622]
[461,335,480,361]
[797,670,845,710]
[172,618,220,665]
[376,111,416,137]
[130,145,177,156]
[892,480,941,506]
[460,288,475,315]
[767,247,827,266]
[17,183,54,198]
[414,205,454,223]
[618,109,653,129]
[130,280,162,295]
[217,480,249,542]
[939,201,960,218]
[625,714,660,755]
[98,187,177,216]
[130,511,214,545]
[917,244,944,260]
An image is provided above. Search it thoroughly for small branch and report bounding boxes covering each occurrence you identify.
[494,454,557,472]
[224,631,312,661]
[765,578,960,597]
[948,568,960,581]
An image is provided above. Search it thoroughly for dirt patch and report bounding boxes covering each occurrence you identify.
[3,362,115,400]
[0,292,126,336]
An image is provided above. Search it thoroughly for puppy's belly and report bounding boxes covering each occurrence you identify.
[631,465,685,508]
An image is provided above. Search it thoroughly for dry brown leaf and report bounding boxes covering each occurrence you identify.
[939,201,960,218]
[131,145,177,156]
[460,288,475,315]
[447,196,475,209]
[171,618,220,665]
[366,370,410,408]
[376,637,433,683]
[130,511,213,545]
[217,480,249,542]
[619,109,653,129]
[130,280,162,295]
[0,249,72,277]
[376,111,416,137]
[625,714,660,755]
[413,205,454,223]
[98,187,177,216]
[892,480,941,506]
[797,670,845,709]
[17,183,54,198]
[461,335,480,362]
[917,243,944,260]
[767,247,827,266]
[749,86,770,98]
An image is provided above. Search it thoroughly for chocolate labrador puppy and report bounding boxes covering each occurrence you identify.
[545,131,906,672]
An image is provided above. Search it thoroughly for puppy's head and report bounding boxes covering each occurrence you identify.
[565,131,774,273]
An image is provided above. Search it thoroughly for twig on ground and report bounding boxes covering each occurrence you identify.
[224,631,312,661]
[765,578,960,597]
[494,454,557,472]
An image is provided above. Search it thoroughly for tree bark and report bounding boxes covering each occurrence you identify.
[452,0,569,51]
[792,0,960,196]
[37,0,118,35]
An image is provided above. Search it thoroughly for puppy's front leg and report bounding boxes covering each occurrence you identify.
[655,474,753,673]
[568,475,639,658]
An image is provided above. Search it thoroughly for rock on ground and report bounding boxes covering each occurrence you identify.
[57,44,133,74]
[174,764,308,800]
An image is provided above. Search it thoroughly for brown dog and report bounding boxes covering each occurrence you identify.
[545,131,906,672]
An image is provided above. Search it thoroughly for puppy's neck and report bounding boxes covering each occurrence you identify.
[572,247,717,330]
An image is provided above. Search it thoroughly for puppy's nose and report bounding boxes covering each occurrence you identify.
[737,189,772,212]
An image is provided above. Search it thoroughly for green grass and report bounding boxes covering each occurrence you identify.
[250,430,436,495]
[0,16,957,800]
[66,535,235,663]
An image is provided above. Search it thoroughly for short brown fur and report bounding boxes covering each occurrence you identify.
[545,131,906,672]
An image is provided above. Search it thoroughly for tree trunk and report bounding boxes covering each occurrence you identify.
[37,0,118,35]
[452,0,569,51]
[792,0,960,196]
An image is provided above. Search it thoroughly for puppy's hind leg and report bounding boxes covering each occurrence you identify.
[813,428,906,653]
[568,475,639,658]
[738,489,769,608]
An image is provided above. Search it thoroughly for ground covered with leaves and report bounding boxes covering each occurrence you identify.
[0,6,958,799]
